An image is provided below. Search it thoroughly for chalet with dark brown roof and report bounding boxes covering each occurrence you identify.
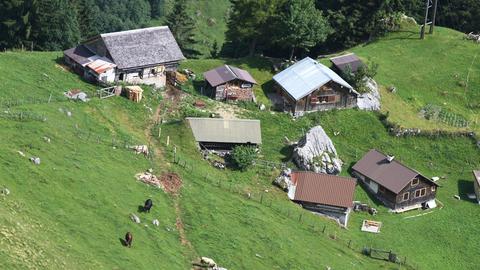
[203,65,257,102]
[287,171,356,226]
[352,149,438,212]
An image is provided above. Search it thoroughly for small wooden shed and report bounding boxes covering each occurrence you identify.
[125,86,143,102]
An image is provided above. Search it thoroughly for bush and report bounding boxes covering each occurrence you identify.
[343,61,379,93]
[231,145,258,170]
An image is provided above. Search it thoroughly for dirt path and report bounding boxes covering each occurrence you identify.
[145,99,196,259]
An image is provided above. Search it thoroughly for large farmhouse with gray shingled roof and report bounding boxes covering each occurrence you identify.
[352,149,438,212]
[64,26,185,88]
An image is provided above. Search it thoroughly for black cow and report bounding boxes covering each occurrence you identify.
[125,232,133,248]
[143,199,153,213]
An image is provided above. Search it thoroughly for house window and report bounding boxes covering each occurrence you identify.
[414,188,427,198]
[365,178,370,184]
[431,186,436,192]
[379,186,386,193]
[401,192,409,201]
[318,95,337,103]
[411,178,419,186]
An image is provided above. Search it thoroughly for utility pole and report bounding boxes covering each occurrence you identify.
[420,0,439,39]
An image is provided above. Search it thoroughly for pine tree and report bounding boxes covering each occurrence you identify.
[225,0,282,57]
[31,0,80,50]
[165,0,199,57]
[279,0,331,60]
[149,0,166,18]
[0,0,36,50]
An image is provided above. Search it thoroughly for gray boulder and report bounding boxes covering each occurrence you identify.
[293,126,342,174]
[357,78,381,111]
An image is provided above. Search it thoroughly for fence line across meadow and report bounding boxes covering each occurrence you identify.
[166,144,418,270]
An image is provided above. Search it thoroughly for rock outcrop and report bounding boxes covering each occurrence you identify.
[357,77,381,111]
[293,126,342,174]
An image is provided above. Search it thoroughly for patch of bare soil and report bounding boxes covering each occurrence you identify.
[159,172,182,194]
[162,85,185,114]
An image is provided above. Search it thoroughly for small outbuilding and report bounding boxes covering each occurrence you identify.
[473,170,480,204]
[203,65,257,102]
[329,53,364,74]
[352,149,439,212]
[273,57,358,116]
[287,171,356,226]
[186,117,261,151]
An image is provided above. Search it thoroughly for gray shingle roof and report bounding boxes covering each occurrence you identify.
[187,118,261,145]
[100,26,185,70]
[273,57,356,101]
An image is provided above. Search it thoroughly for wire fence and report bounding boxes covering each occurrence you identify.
[166,144,419,270]
[0,93,69,108]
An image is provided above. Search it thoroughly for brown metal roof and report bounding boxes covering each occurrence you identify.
[329,53,364,73]
[203,65,257,87]
[474,170,480,187]
[352,149,438,194]
[291,171,356,208]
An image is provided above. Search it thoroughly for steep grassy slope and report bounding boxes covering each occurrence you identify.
[177,54,480,269]
[0,52,188,269]
[349,26,480,133]
[0,53,391,269]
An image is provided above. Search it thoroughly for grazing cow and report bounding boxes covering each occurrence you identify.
[144,199,153,213]
[125,232,133,248]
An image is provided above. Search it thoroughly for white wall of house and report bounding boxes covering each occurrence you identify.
[98,69,116,83]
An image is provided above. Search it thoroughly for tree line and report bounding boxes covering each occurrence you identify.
[0,0,165,51]
[223,0,480,58]
[1,0,479,59]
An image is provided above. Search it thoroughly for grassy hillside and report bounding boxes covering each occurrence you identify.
[177,37,480,269]
[349,26,480,133]
[1,24,480,270]
[0,52,392,269]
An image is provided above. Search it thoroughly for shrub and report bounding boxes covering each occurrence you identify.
[231,145,258,170]
[343,61,379,93]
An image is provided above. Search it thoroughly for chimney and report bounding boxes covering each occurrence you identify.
[386,155,395,162]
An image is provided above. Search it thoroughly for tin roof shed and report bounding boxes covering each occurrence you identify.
[273,57,355,101]
[187,118,261,145]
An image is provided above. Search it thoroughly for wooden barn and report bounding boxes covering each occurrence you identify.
[64,26,185,88]
[186,117,261,151]
[352,149,439,212]
[287,171,356,227]
[473,170,480,204]
[273,57,358,116]
[329,53,364,74]
[203,65,257,102]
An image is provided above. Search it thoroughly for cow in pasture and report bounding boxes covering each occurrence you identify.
[125,232,133,248]
[144,199,153,213]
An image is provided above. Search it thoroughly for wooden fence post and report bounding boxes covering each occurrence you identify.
[322,225,326,233]
[260,194,264,204]
[48,93,52,103]
[298,213,303,223]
